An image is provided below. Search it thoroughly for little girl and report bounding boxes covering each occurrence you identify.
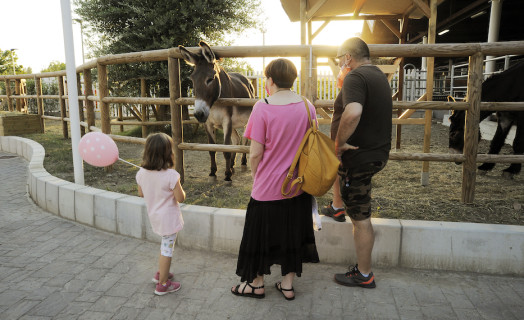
[136,132,186,295]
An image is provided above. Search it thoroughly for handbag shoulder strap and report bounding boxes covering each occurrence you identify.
[301,97,316,131]
[281,97,315,197]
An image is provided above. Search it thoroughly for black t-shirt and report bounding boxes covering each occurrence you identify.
[333,65,392,167]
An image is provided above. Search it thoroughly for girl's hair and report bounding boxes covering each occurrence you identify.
[264,58,297,89]
[141,132,174,170]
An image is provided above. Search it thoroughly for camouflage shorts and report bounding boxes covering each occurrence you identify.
[338,161,387,221]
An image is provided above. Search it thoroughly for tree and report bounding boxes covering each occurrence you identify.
[0,49,24,75]
[75,0,262,120]
[41,61,66,73]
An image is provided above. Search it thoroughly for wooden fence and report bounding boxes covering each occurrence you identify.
[1,42,524,203]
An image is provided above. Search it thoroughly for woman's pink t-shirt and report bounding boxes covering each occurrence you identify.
[244,99,317,201]
[136,168,184,236]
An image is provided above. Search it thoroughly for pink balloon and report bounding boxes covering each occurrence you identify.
[78,132,119,167]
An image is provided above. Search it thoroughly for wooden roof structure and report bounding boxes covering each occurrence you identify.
[280,0,443,22]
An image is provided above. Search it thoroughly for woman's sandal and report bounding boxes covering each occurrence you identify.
[231,282,265,299]
[275,281,295,301]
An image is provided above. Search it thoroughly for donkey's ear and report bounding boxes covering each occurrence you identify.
[179,45,197,65]
[199,41,216,63]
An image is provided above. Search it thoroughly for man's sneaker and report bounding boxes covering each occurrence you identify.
[334,264,376,288]
[321,201,346,222]
[152,271,174,284]
[154,280,181,295]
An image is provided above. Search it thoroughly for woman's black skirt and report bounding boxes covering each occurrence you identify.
[235,192,320,283]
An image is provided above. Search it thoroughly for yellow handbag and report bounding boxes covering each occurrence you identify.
[281,97,340,197]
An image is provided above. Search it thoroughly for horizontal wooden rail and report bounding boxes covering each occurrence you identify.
[476,154,524,163]
[1,41,523,82]
[103,96,170,105]
[178,142,250,153]
[390,152,465,162]
[390,153,524,163]
[479,102,524,111]
[110,119,198,126]
[87,96,100,102]
[41,115,61,121]
[108,134,146,145]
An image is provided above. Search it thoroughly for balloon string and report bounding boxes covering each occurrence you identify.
[118,158,141,168]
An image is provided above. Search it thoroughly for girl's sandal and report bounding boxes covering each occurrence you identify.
[275,281,295,301]
[231,282,265,299]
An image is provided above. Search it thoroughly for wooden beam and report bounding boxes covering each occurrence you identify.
[403,4,417,17]
[311,14,402,21]
[306,0,328,21]
[35,76,44,132]
[462,52,484,203]
[353,0,368,17]
[438,0,487,30]
[311,20,330,41]
[58,76,68,139]
[399,93,427,119]
[168,57,184,184]
[4,80,13,111]
[421,0,437,186]
[381,19,402,39]
[300,0,307,96]
[97,63,110,134]
[409,0,488,43]
[327,58,339,77]
[83,69,95,131]
[412,0,431,19]
[141,78,148,138]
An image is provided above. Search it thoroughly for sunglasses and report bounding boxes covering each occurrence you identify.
[335,53,348,64]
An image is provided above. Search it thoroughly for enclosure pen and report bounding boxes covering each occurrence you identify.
[1,41,524,202]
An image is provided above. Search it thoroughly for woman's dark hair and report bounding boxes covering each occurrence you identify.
[264,58,297,89]
[141,132,174,170]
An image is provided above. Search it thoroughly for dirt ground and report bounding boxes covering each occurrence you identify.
[26,118,523,226]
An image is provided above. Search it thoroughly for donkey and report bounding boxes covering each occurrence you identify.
[449,60,524,178]
[179,41,254,182]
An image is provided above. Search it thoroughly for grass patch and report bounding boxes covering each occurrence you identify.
[20,118,524,226]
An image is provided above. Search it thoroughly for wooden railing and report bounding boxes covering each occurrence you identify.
[1,41,524,203]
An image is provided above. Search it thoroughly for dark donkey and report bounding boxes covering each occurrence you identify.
[449,60,524,177]
[179,41,254,182]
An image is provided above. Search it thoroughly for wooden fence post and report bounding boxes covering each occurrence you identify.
[77,73,86,135]
[58,76,68,139]
[35,76,44,132]
[14,79,21,112]
[141,78,147,138]
[97,63,111,134]
[308,53,317,102]
[5,80,13,112]
[461,52,484,203]
[168,57,184,184]
[118,104,123,132]
[421,0,438,186]
[83,69,95,131]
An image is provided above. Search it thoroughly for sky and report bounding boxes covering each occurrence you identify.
[0,0,362,73]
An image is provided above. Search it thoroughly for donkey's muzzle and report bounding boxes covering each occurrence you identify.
[194,111,208,123]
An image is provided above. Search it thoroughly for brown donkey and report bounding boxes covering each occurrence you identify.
[179,41,254,182]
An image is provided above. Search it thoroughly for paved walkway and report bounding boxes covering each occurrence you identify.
[1,151,523,320]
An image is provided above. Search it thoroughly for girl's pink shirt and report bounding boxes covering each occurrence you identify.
[136,168,183,236]
[244,99,317,201]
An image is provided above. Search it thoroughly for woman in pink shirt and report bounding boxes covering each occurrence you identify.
[136,133,186,296]
[231,59,320,301]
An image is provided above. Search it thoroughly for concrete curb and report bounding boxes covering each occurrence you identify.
[1,135,523,276]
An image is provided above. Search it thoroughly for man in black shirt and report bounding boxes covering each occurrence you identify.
[333,37,392,289]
